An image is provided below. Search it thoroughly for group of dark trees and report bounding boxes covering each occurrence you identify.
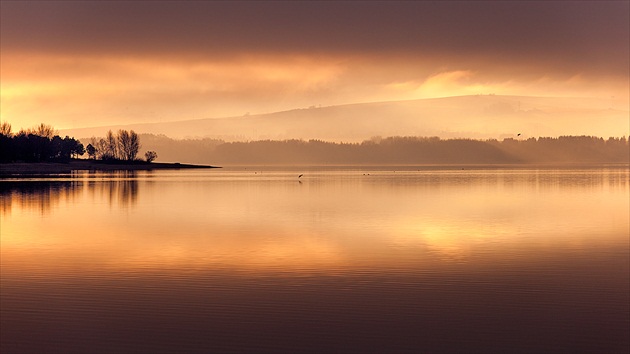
[84,129,158,162]
[0,123,85,163]
[0,123,158,163]
[86,130,142,161]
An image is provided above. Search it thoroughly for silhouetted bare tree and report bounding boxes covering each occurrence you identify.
[31,123,57,139]
[0,122,12,137]
[144,150,158,162]
[117,130,141,161]
[104,130,118,160]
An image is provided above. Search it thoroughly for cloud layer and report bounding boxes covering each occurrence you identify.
[1,1,628,131]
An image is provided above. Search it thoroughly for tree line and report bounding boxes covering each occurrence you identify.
[0,123,158,163]
[2,122,625,165]
[0,123,85,163]
[209,136,629,164]
[137,134,629,165]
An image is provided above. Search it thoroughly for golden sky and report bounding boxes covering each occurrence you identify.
[1,1,628,131]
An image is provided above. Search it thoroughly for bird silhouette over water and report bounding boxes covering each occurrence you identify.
[298,174,303,178]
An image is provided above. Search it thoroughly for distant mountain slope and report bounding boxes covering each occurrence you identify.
[62,95,628,141]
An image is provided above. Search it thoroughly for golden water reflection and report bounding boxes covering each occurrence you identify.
[1,167,628,274]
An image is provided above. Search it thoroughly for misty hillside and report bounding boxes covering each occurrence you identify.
[131,134,628,166]
[62,95,628,141]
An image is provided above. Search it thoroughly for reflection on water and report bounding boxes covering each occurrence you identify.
[0,171,139,214]
[0,181,81,215]
[1,166,628,353]
[88,171,139,209]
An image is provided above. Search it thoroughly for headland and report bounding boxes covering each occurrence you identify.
[0,159,220,176]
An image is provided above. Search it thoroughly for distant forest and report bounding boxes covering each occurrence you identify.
[138,134,629,165]
[2,121,627,165]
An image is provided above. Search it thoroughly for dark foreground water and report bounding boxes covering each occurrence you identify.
[1,166,628,353]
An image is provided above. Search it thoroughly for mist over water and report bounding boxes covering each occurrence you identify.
[1,166,628,353]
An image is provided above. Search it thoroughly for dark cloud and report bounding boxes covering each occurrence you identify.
[2,1,628,77]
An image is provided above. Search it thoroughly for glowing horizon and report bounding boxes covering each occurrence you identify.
[1,1,628,133]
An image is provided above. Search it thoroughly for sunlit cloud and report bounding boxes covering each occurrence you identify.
[381,69,630,102]
[2,45,628,132]
[410,70,498,98]
[1,1,627,132]
[1,53,348,128]
[2,53,343,95]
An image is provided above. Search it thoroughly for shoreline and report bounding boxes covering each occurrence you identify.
[0,160,220,176]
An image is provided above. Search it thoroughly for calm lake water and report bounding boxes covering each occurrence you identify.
[1,165,628,353]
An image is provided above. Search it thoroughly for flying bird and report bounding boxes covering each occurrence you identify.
[517,133,521,136]
[298,174,303,178]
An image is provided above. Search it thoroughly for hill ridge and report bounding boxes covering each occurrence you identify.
[61,94,628,141]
